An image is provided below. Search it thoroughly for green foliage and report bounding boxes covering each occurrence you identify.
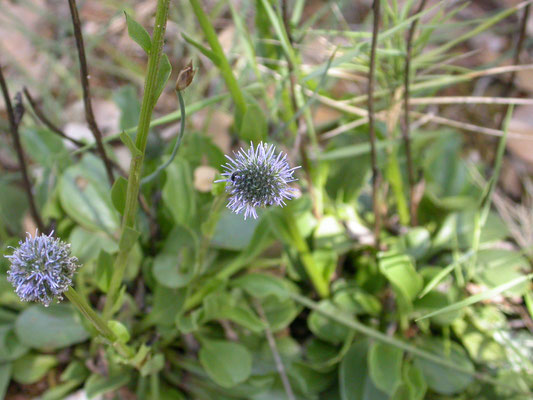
[0,0,532,399]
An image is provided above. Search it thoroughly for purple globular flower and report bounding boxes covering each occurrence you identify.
[216,142,300,219]
[5,231,80,307]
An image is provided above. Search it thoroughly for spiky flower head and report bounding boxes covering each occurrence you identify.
[216,142,300,219]
[5,231,80,307]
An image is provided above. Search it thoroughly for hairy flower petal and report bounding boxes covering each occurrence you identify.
[5,231,80,306]
[216,142,300,219]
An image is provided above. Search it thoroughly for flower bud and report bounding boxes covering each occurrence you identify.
[175,61,195,92]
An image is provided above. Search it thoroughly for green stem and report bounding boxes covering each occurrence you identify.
[141,90,186,185]
[188,0,247,121]
[103,0,170,320]
[64,287,133,358]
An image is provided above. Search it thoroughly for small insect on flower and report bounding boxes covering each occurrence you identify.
[216,142,300,219]
[5,231,80,307]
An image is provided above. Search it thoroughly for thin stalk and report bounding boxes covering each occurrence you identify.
[103,0,170,320]
[402,0,427,226]
[141,90,186,185]
[67,0,114,185]
[187,0,247,120]
[368,0,382,248]
[64,287,133,358]
[497,4,530,130]
[23,87,85,147]
[254,300,295,400]
[0,66,45,233]
[24,87,127,176]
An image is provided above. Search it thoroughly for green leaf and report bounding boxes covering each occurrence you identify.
[413,339,474,395]
[120,131,141,157]
[211,208,261,250]
[95,251,113,293]
[140,353,165,377]
[308,300,352,345]
[111,176,128,215]
[401,363,427,400]
[15,304,89,351]
[153,225,197,288]
[368,342,404,395]
[261,295,299,332]
[199,340,252,388]
[144,285,186,328]
[417,274,532,320]
[182,32,219,64]
[107,320,130,343]
[113,85,141,130]
[84,371,132,398]
[339,340,388,400]
[61,360,89,382]
[475,249,530,296]
[231,273,288,300]
[153,53,172,104]
[20,127,69,168]
[12,353,58,384]
[41,380,82,400]
[390,384,411,400]
[203,291,264,332]
[124,11,151,54]
[0,182,27,233]
[0,363,11,400]
[162,158,196,226]
[379,252,422,301]
[69,227,118,264]
[58,154,120,233]
[239,102,267,141]
[0,326,29,362]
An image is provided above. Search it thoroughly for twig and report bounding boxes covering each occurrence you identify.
[402,0,427,226]
[254,300,296,400]
[67,0,114,185]
[410,96,533,105]
[23,87,85,147]
[411,111,533,140]
[23,88,129,177]
[368,0,382,248]
[497,4,530,130]
[0,66,45,233]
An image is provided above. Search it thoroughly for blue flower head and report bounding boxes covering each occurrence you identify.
[216,142,300,219]
[5,231,80,307]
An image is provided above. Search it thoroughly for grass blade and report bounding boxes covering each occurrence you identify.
[417,274,533,321]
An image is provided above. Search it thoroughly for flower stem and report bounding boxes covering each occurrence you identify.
[65,287,133,358]
[103,0,170,321]
[141,90,186,185]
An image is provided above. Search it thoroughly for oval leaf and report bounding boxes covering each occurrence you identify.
[15,304,89,351]
[199,340,252,388]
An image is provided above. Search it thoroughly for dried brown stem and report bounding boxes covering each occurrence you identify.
[23,88,130,178]
[402,0,427,226]
[23,87,85,147]
[497,4,530,129]
[0,66,45,232]
[67,0,114,185]
[368,0,382,249]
